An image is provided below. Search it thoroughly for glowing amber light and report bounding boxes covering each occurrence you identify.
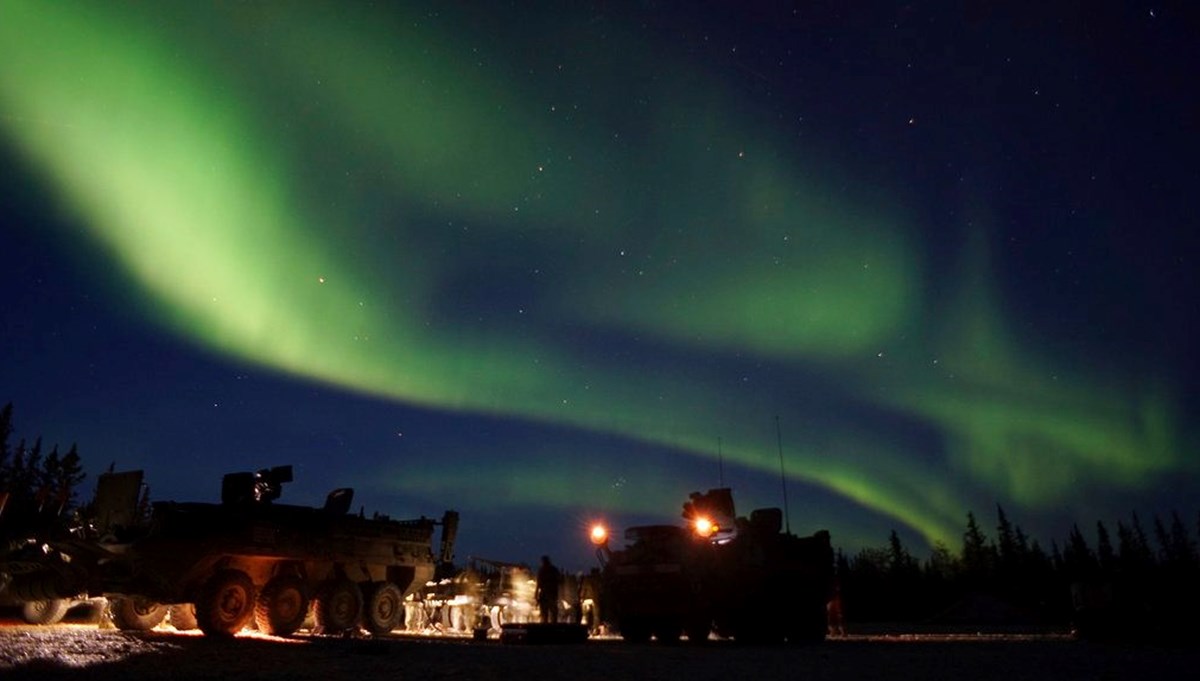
[590,524,608,545]
[694,517,717,537]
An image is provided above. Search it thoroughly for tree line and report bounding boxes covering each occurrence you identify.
[6,398,1198,636]
[836,503,1200,636]
[0,403,88,545]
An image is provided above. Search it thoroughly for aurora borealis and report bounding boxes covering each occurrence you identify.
[1,1,1195,566]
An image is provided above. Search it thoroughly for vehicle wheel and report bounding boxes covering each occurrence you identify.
[654,620,682,644]
[786,601,828,644]
[109,597,168,631]
[685,618,711,643]
[361,581,404,635]
[619,619,651,644]
[314,578,363,634]
[736,619,785,645]
[22,599,71,625]
[255,575,310,636]
[169,603,198,631]
[195,569,256,637]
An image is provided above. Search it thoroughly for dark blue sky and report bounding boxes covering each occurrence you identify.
[2,1,1197,569]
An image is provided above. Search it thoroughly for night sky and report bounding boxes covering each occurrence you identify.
[1,1,1196,570]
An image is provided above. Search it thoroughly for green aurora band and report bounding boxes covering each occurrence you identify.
[0,1,1183,548]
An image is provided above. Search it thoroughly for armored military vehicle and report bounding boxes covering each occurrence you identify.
[592,488,833,643]
[4,466,458,638]
[403,557,537,635]
[593,523,713,643]
[460,557,536,632]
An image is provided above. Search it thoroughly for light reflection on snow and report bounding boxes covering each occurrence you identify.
[0,617,1076,673]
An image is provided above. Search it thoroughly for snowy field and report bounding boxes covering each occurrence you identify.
[2,622,1198,681]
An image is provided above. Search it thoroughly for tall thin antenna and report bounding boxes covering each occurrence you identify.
[775,415,791,534]
[717,437,725,488]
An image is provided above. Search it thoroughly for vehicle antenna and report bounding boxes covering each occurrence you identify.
[717,437,725,488]
[775,415,791,534]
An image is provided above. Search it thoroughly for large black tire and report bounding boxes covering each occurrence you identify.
[169,603,198,631]
[361,581,404,635]
[785,601,828,644]
[109,597,168,631]
[654,622,682,644]
[734,617,785,645]
[254,575,309,636]
[314,579,363,634]
[685,617,711,643]
[195,569,256,637]
[22,599,71,625]
[619,618,651,644]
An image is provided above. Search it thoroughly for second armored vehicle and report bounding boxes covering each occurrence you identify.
[592,488,832,643]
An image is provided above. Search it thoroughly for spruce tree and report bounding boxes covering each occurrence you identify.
[56,443,86,510]
[887,529,917,576]
[1167,511,1197,569]
[1116,516,1155,574]
[1063,524,1096,578]
[0,402,12,483]
[1050,539,1064,572]
[962,511,992,583]
[9,438,29,503]
[1096,521,1115,572]
[1153,514,1172,565]
[926,540,959,581]
[996,504,1018,569]
[1130,512,1155,567]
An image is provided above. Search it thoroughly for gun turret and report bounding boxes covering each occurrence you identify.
[220,465,293,506]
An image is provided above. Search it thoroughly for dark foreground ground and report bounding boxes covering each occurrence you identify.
[2,622,1197,681]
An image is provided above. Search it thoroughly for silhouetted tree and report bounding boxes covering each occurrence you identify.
[39,443,85,514]
[887,530,918,575]
[0,404,89,542]
[925,540,959,582]
[921,539,961,615]
[961,511,993,584]
[1095,521,1115,572]
[59,444,85,504]
[1062,524,1096,579]
[1117,514,1155,574]
[1050,539,1064,573]
[0,402,12,475]
[1167,511,1197,570]
[6,437,41,506]
[831,502,1200,631]
[1152,514,1174,566]
[996,505,1020,569]
[1028,539,1049,566]
[1014,525,1031,557]
[835,548,849,574]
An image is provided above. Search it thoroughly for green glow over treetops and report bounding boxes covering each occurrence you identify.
[869,230,1180,507]
[0,1,1187,549]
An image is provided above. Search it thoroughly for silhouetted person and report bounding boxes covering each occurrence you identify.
[827,577,846,637]
[536,555,561,623]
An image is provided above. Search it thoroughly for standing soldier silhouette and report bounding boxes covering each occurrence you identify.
[536,555,561,623]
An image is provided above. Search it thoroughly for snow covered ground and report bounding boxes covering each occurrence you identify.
[2,622,1198,681]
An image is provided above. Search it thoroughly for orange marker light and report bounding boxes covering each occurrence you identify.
[694,517,717,537]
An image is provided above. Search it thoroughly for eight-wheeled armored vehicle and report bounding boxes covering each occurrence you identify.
[4,466,458,637]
